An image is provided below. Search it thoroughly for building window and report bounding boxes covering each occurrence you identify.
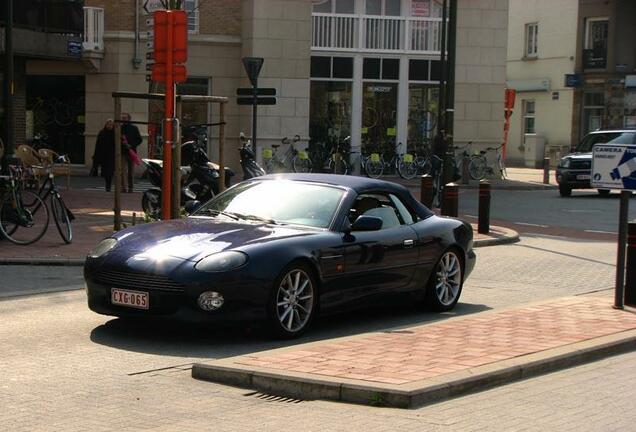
[366,0,401,16]
[523,100,536,134]
[185,0,199,34]
[584,18,608,69]
[312,0,355,14]
[525,23,538,58]
[363,57,399,81]
[310,56,354,79]
[583,92,605,135]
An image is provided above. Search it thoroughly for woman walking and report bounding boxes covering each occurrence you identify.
[93,119,116,192]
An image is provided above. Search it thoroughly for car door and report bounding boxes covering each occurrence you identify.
[340,193,419,301]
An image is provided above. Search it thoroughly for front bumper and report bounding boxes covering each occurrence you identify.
[84,263,269,323]
[556,168,592,189]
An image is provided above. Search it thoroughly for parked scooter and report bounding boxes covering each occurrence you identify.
[181,140,234,202]
[239,132,266,180]
[141,158,197,220]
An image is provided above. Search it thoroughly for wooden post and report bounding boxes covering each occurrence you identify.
[113,97,122,231]
[218,101,226,192]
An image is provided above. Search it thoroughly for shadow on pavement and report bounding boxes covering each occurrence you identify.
[89,299,490,360]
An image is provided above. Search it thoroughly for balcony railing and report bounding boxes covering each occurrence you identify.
[83,7,104,52]
[312,13,443,54]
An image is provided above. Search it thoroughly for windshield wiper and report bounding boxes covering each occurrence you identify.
[233,213,278,225]
[200,209,241,221]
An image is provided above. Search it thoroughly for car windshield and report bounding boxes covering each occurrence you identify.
[193,180,345,229]
[576,132,636,152]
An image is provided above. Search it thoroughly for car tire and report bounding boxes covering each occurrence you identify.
[559,184,572,197]
[598,189,611,197]
[424,249,463,312]
[267,262,317,339]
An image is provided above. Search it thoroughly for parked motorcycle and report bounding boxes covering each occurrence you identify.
[239,132,266,180]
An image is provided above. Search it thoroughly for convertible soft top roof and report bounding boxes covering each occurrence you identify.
[257,173,434,218]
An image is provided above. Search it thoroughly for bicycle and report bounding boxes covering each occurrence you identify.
[33,157,74,243]
[0,165,50,245]
[467,144,507,180]
[263,135,310,173]
[308,136,351,174]
[364,142,418,179]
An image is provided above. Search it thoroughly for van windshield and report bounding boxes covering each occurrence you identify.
[576,132,636,152]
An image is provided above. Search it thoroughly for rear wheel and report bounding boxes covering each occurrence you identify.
[468,157,487,180]
[364,159,383,178]
[268,263,317,339]
[292,155,312,173]
[397,158,418,180]
[51,193,72,244]
[425,250,463,311]
[0,191,49,245]
[559,184,572,197]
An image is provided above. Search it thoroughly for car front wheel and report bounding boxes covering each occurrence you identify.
[268,264,317,339]
[425,250,463,312]
[559,184,572,197]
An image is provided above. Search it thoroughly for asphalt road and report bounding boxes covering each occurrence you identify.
[459,188,636,235]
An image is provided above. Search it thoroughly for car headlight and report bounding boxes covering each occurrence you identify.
[88,238,118,258]
[560,158,571,168]
[195,251,248,272]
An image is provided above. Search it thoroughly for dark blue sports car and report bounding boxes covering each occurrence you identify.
[84,174,476,338]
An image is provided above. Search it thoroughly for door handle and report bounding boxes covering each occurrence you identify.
[403,239,415,248]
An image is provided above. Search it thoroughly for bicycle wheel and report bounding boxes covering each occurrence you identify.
[0,191,49,245]
[364,158,384,179]
[468,157,487,180]
[51,193,72,244]
[327,157,349,175]
[292,155,312,173]
[397,159,418,180]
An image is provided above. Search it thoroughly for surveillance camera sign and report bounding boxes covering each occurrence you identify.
[592,144,636,191]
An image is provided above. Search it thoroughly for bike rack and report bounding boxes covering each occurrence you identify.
[111,92,229,231]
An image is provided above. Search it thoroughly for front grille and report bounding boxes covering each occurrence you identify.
[570,160,591,170]
[93,269,185,293]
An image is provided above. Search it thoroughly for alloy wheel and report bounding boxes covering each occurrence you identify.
[275,269,314,333]
[435,251,462,306]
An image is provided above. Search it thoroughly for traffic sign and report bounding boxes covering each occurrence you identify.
[592,144,636,191]
[153,10,188,64]
[143,0,164,14]
[242,57,264,87]
[237,97,277,106]
[151,64,187,83]
[236,87,276,96]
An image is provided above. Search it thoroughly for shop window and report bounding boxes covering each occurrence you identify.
[408,84,438,150]
[583,92,605,135]
[311,56,331,78]
[409,60,429,81]
[429,60,441,81]
[309,81,352,151]
[333,57,354,79]
[363,58,381,80]
[382,59,399,80]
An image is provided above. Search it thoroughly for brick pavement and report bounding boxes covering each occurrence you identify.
[213,296,636,387]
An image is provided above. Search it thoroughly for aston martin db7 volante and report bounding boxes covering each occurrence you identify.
[85,174,476,338]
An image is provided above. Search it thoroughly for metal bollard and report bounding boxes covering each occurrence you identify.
[625,222,636,308]
[478,180,491,234]
[132,212,137,226]
[543,157,550,184]
[420,175,434,208]
[461,155,470,185]
[441,183,459,217]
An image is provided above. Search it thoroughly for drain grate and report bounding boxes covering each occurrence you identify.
[243,391,304,404]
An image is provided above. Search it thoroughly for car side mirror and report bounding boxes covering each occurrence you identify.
[184,200,202,215]
[351,215,383,232]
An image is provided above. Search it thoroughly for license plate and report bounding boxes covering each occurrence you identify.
[111,288,149,310]
[577,174,591,180]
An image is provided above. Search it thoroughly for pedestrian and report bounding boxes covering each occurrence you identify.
[121,113,143,193]
[93,119,116,192]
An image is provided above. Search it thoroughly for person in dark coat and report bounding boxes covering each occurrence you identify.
[121,113,143,193]
[93,119,116,192]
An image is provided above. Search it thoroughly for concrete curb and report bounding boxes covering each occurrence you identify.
[473,226,520,248]
[0,258,85,266]
[192,329,636,409]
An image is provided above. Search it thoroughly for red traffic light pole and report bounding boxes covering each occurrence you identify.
[152,9,187,219]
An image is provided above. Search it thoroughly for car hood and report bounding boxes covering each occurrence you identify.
[565,152,591,160]
[110,217,319,263]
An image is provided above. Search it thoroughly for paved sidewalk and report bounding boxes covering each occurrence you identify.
[0,180,516,264]
[193,295,636,408]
